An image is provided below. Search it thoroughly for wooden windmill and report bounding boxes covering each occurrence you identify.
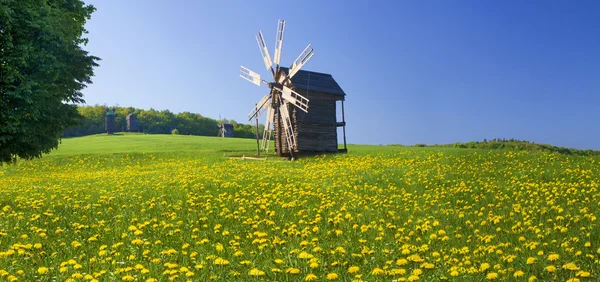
[240,20,314,157]
[217,115,233,138]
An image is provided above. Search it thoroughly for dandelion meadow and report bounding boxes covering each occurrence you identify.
[1,134,599,281]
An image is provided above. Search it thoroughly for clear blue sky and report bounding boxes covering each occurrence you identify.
[82,0,600,149]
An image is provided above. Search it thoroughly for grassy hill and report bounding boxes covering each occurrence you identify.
[53,133,431,158]
[1,134,599,281]
[54,133,260,156]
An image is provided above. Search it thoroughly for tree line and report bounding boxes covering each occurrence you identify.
[408,139,600,156]
[63,105,264,139]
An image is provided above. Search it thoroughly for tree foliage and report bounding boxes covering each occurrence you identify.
[0,0,99,163]
[63,105,264,139]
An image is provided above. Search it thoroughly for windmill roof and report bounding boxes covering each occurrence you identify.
[280,67,346,96]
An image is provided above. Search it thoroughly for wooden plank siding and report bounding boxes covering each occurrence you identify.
[273,68,346,156]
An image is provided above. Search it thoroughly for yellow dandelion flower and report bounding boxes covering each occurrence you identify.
[576,271,590,277]
[547,254,559,261]
[513,270,524,277]
[249,268,265,276]
[348,266,359,273]
[371,268,384,275]
[545,265,556,272]
[214,258,229,265]
[305,273,317,281]
[326,273,339,280]
[396,258,408,266]
[562,262,579,271]
[286,268,301,274]
[298,252,313,259]
[37,267,49,275]
[486,272,498,280]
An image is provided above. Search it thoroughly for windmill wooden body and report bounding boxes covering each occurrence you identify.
[240,20,347,157]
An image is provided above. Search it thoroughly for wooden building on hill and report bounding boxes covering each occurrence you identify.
[127,113,141,132]
[275,68,347,155]
[105,110,116,134]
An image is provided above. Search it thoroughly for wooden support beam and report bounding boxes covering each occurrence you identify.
[342,100,347,152]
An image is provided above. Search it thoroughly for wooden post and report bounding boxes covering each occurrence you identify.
[255,103,260,157]
[342,100,347,151]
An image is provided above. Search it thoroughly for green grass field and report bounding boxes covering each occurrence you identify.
[1,134,599,281]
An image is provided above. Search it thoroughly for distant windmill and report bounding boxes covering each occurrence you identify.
[217,115,233,138]
[240,20,313,157]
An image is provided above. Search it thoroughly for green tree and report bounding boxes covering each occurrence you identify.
[0,0,99,163]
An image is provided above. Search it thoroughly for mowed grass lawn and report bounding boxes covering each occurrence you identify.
[1,134,599,281]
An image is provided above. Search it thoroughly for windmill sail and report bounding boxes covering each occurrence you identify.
[256,31,273,72]
[248,93,271,120]
[280,86,309,113]
[240,66,261,86]
[288,44,314,78]
[278,101,296,150]
[261,106,274,151]
[273,20,285,68]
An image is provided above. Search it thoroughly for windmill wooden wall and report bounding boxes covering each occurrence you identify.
[274,68,346,156]
[295,91,342,152]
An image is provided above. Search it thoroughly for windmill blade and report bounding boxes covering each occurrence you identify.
[240,66,262,86]
[248,94,271,121]
[278,100,296,150]
[261,106,274,151]
[256,31,273,72]
[277,86,309,113]
[288,44,314,78]
[262,130,273,151]
[273,20,286,68]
